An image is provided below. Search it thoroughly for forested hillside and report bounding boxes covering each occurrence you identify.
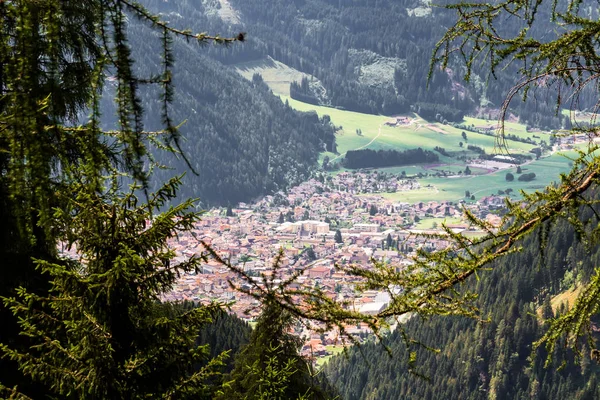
[107,0,586,206]
[324,207,600,399]
[98,1,337,206]
[199,0,574,129]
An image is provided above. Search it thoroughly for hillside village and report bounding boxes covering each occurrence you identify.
[165,172,508,361]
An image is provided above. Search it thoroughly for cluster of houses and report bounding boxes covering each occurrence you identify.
[326,171,418,194]
[54,169,509,363]
[384,116,413,127]
[161,176,508,362]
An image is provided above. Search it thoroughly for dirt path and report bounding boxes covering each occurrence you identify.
[330,123,383,163]
[430,147,560,200]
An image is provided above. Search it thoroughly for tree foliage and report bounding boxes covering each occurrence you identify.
[325,217,600,399]
[204,0,570,129]
[220,298,329,400]
[343,148,438,169]
[0,0,244,397]
[246,0,600,372]
[1,178,229,399]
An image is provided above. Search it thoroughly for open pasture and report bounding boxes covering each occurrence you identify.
[235,57,317,96]
[376,151,575,203]
[283,97,536,164]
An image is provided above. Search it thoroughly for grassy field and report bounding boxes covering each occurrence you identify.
[316,345,346,369]
[281,96,537,165]
[278,95,582,204]
[376,151,575,203]
[237,59,544,158]
[281,95,389,160]
[235,58,317,96]
[413,217,463,229]
[462,116,536,139]
[330,164,489,177]
[537,286,583,318]
[376,121,536,155]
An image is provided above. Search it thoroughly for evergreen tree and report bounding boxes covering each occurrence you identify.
[325,215,600,399]
[220,298,328,400]
[0,1,242,397]
[1,178,227,399]
[369,205,378,216]
[334,230,343,244]
[304,246,317,262]
[286,211,295,223]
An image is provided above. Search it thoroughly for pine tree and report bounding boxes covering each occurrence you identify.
[1,178,227,399]
[0,0,242,396]
[304,246,317,261]
[369,204,377,216]
[386,233,393,249]
[219,298,329,400]
[334,230,343,244]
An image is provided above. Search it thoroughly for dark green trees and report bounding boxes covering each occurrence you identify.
[325,216,600,399]
[518,172,536,182]
[304,246,317,261]
[1,179,227,399]
[220,299,328,400]
[369,205,377,216]
[334,230,343,244]
[0,0,243,397]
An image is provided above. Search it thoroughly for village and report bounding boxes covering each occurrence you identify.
[164,171,508,362]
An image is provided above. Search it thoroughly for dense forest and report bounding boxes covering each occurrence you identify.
[343,148,438,169]
[4,0,600,398]
[199,0,573,129]
[0,1,336,397]
[100,13,337,206]
[324,209,600,399]
[95,0,585,206]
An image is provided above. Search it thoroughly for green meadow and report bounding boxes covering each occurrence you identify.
[278,95,582,204]
[413,216,463,229]
[316,345,346,369]
[281,95,389,161]
[235,57,315,96]
[281,96,538,165]
[376,151,575,203]
[462,116,536,139]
